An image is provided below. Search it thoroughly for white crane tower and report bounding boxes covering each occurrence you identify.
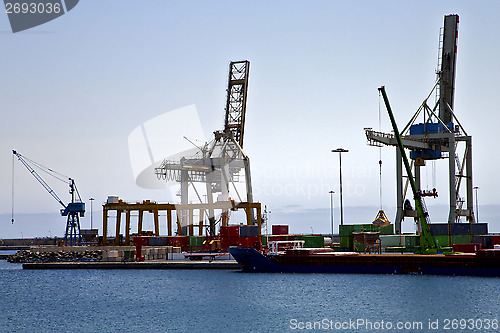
[155,61,253,236]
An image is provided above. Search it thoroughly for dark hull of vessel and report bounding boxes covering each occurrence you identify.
[229,248,500,277]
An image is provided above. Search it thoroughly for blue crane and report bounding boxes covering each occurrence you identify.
[12,150,85,246]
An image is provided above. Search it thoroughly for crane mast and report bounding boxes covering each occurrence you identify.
[224,60,250,148]
[12,150,85,246]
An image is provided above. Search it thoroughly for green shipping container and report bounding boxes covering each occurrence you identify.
[451,235,471,245]
[404,235,420,247]
[380,235,403,248]
[434,235,450,247]
[340,236,353,250]
[303,235,324,248]
[189,236,206,247]
[339,225,351,237]
[379,224,394,235]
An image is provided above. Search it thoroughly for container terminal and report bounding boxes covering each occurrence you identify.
[4,14,500,273]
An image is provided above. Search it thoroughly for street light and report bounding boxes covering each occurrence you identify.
[473,187,479,223]
[89,198,95,229]
[329,191,335,240]
[332,148,348,226]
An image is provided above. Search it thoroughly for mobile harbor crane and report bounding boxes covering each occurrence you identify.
[378,88,438,253]
[12,150,85,246]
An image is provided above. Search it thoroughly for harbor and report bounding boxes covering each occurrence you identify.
[2,3,500,332]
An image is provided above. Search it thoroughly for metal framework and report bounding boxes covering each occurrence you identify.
[12,150,85,245]
[102,199,262,245]
[224,60,250,147]
[364,15,474,233]
[154,60,253,236]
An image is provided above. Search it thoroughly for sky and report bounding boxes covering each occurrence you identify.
[1,1,499,238]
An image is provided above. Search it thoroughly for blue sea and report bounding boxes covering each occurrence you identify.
[0,260,498,333]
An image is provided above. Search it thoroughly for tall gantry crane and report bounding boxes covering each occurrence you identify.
[155,61,253,236]
[365,15,474,233]
[12,150,85,245]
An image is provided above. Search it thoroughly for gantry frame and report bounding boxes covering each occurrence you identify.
[102,200,262,246]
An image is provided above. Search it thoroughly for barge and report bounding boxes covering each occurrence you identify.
[229,241,500,277]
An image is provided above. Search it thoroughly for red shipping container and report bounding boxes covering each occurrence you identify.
[492,235,500,246]
[452,243,482,253]
[272,225,289,235]
[238,236,261,249]
[167,236,189,251]
[220,225,240,251]
[220,225,240,238]
[133,236,150,246]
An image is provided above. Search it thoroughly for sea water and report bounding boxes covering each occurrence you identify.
[0,260,498,332]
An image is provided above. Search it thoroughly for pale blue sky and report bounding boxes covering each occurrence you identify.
[1,1,499,237]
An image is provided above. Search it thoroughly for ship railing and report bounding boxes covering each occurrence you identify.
[268,240,305,255]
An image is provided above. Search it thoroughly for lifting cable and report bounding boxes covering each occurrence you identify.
[373,92,390,227]
[11,153,15,224]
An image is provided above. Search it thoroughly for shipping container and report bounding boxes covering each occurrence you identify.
[272,225,289,235]
[451,235,471,245]
[302,235,324,248]
[378,224,394,235]
[168,236,189,251]
[430,224,449,236]
[470,223,488,235]
[339,225,352,237]
[450,223,470,235]
[339,236,353,250]
[434,235,450,247]
[239,225,259,237]
[220,225,240,251]
[189,236,206,247]
[238,236,261,250]
[380,235,403,248]
[149,237,168,246]
[404,235,420,247]
[452,243,481,253]
[220,225,240,237]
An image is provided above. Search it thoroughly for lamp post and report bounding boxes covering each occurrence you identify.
[473,187,479,223]
[329,190,335,241]
[89,197,94,230]
[332,148,348,226]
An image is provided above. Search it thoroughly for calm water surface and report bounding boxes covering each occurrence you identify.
[0,260,498,332]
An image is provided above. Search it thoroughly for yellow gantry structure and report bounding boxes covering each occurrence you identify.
[102,200,262,246]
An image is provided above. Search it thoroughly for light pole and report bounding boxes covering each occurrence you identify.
[473,187,479,223]
[89,197,94,230]
[332,148,348,226]
[329,190,335,240]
